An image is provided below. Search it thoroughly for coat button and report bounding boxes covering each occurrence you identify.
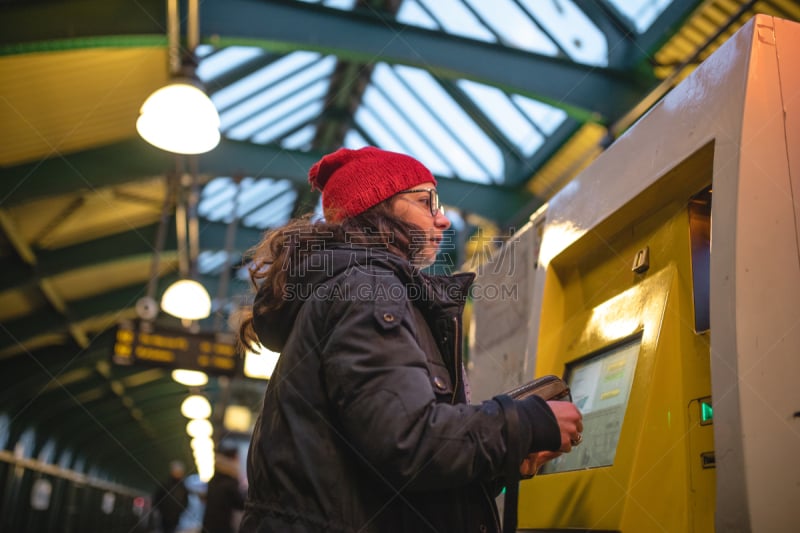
[383,313,395,322]
[433,376,447,391]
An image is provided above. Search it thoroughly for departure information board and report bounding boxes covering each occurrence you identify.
[112,319,241,376]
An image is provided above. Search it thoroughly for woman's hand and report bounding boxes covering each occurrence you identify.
[547,400,583,453]
[519,451,562,477]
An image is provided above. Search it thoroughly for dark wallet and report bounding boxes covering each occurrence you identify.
[505,374,572,403]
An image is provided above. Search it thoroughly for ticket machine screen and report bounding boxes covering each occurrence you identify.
[542,336,641,474]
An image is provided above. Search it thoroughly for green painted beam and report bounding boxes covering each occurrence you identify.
[200,140,536,220]
[0,0,653,122]
[635,0,704,59]
[0,272,229,352]
[510,118,584,187]
[201,0,650,123]
[199,138,325,182]
[0,138,174,206]
[0,333,186,490]
[573,0,638,67]
[0,348,101,405]
[573,0,703,70]
[39,385,183,429]
[1,138,533,221]
[0,0,166,52]
[0,219,265,293]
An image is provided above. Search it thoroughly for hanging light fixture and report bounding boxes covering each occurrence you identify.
[136,82,219,155]
[137,0,219,155]
[171,369,209,387]
[181,394,212,419]
[186,418,214,439]
[135,1,213,322]
[160,142,211,322]
[161,279,212,320]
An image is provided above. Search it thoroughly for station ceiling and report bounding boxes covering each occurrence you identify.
[1,0,798,490]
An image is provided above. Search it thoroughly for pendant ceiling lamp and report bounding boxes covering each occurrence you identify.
[160,158,212,322]
[161,278,211,320]
[136,0,219,155]
[137,83,220,155]
[181,394,212,419]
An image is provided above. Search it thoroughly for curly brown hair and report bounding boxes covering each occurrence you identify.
[238,199,425,350]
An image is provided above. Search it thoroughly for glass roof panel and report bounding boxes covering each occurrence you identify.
[228,77,329,140]
[607,0,674,33]
[511,94,567,136]
[323,0,357,9]
[196,46,265,82]
[457,79,544,157]
[392,65,502,183]
[357,90,493,184]
[360,90,449,174]
[199,177,297,230]
[343,129,370,149]
[191,0,680,231]
[281,124,317,151]
[354,106,408,154]
[198,250,235,276]
[212,51,321,113]
[366,65,453,176]
[462,0,559,55]
[236,179,290,218]
[296,0,357,9]
[244,188,298,228]
[221,55,336,137]
[251,99,326,144]
[195,44,214,59]
[397,0,612,66]
[404,0,495,42]
[395,0,439,30]
[517,0,608,66]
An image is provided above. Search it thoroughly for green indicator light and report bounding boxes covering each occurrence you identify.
[701,401,713,423]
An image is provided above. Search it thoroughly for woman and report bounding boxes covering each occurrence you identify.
[238,146,582,533]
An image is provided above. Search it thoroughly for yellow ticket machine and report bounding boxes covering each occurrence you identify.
[521,162,715,531]
[467,14,799,532]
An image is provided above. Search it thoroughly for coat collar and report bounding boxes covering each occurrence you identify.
[253,244,474,351]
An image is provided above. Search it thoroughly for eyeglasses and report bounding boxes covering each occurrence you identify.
[393,188,445,217]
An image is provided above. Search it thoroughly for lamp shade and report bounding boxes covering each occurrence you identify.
[172,369,208,387]
[181,394,212,419]
[186,418,213,438]
[191,436,214,453]
[136,82,220,154]
[161,279,211,320]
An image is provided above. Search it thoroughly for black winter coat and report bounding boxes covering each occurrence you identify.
[203,468,245,533]
[240,245,557,533]
[153,475,188,531]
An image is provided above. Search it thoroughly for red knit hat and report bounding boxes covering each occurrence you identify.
[308,146,436,222]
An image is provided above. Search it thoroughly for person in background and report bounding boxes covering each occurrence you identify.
[176,473,206,533]
[202,443,245,533]
[238,146,583,532]
[152,460,188,533]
